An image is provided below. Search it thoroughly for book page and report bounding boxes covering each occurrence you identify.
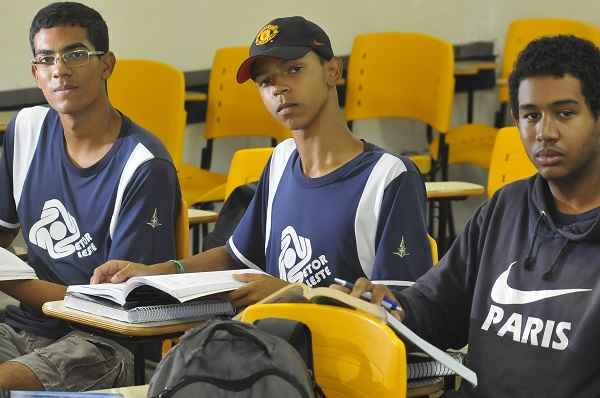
[0,247,37,281]
[135,269,265,302]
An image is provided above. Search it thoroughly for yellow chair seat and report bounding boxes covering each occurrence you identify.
[179,164,227,206]
[429,124,498,169]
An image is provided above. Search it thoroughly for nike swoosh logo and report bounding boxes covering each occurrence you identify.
[490,261,591,305]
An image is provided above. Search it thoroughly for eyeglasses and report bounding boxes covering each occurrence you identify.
[32,49,105,69]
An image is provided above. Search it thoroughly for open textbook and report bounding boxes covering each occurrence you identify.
[64,269,265,324]
[67,269,265,306]
[0,247,37,281]
[256,283,478,387]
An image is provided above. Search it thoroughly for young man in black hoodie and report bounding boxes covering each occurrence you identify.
[340,35,600,397]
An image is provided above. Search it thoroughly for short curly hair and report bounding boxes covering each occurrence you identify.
[29,2,108,55]
[508,35,600,120]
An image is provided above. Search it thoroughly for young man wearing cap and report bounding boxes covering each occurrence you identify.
[0,2,180,390]
[92,16,431,307]
[339,35,600,397]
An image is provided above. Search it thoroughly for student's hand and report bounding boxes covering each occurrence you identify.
[228,273,289,308]
[330,277,405,321]
[90,260,153,284]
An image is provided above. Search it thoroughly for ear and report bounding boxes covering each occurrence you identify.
[31,65,42,88]
[100,51,116,81]
[324,57,343,88]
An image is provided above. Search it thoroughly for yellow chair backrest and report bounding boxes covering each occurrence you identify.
[205,47,291,142]
[487,127,537,197]
[239,303,407,398]
[499,18,600,102]
[345,32,454,133]
[428,234,438,265]
[224,147,274,200]
[175,199,189,258]
[108,59,186,170]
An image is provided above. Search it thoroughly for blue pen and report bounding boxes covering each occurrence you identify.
[333,277,401,312]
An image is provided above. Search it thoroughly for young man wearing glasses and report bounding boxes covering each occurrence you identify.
[0,2,180,390]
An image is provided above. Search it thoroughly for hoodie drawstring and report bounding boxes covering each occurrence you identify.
[524,211,547,270]
[542,238,571,280]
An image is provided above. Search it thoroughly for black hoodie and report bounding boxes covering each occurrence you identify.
[398,175,600,397]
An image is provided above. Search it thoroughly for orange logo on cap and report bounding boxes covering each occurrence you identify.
[255,24,279,45]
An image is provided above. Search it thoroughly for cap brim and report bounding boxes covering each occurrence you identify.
[236,46,312,83]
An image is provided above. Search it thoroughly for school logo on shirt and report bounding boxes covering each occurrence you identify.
[393,236,410,258]
[278,226,332,287]
[29,199,97,259]
[146,208,162,229]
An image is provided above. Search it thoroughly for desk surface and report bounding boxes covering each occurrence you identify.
[185,91,207,102]
[454,61,496,76]
[426,181,485,199]
[43,300,203,337]
[188,208,218,225]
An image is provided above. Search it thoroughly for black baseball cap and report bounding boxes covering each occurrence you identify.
[236,16,334,83]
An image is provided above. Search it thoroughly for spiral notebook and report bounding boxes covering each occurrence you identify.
[408,351,464,379]
[64,292,234,324]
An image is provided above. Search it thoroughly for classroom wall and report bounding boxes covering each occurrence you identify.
[2,0,600,232]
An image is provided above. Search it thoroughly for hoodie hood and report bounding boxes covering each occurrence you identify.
[524,174,600,279]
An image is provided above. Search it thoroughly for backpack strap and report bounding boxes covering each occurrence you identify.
[253,318,315,372]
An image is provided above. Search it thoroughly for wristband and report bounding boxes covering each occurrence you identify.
[169,259,186,273]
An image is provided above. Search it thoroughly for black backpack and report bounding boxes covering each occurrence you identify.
[148,319,325,398]
[203,183,257,250]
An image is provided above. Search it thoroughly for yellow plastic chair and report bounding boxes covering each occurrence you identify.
[433,19,600,172]
[109,59,232,211]
[224,147,274,200]
[487,127,536,197]
[429,123,498,170]
[239,303,407,398]
[344,32,454,179]
[498,18,600,105]
[180,47,291,206]
[108,59,187,170]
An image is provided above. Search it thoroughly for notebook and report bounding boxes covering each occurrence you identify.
[64,292,234,324]
[408,351,464,379]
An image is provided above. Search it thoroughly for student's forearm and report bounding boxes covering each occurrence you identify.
[152,246,238,275]
[0,229,18,249]
[0,280,67,312]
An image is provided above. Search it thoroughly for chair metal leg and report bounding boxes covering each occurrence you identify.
[437,200,449,255]
[192,225,200,254]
